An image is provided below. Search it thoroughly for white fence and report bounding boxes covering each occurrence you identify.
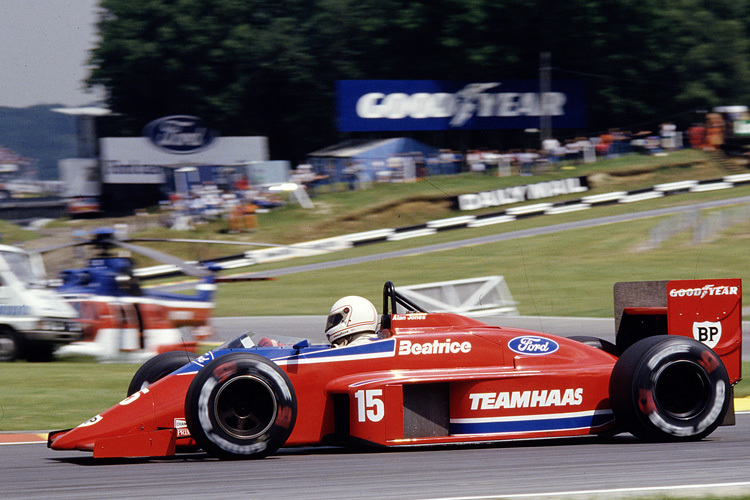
[398,276,519,316]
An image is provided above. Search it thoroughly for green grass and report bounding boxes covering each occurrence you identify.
[210,185,750,317]
[0,361,134,431]
[0,219,41,245]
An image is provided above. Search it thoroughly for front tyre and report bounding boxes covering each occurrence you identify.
[609,336,730,441]
[185,352,297,459]
[0,329,22,362]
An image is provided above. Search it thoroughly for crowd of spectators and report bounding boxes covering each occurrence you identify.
[291,124,691,193]
[162,176,284,232]
[161,123,697,224]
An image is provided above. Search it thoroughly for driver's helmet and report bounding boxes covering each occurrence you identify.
[325,296,378,345]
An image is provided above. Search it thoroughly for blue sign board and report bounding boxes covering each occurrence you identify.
[337,80,585,132]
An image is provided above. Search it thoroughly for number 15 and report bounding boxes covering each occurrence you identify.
[354,389,384,422]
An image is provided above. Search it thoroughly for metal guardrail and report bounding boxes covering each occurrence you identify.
[398,276,519,316]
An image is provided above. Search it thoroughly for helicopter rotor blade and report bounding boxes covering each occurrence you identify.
[131,237,326,251]
[35,241,87,254]
[113,240,210,277]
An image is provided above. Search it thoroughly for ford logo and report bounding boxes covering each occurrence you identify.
[508,336,559,356]
[143,115,215,154]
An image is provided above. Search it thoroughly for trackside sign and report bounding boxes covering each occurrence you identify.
[454,176,589,210]
[143,115,215,154]
[336,80,586,132]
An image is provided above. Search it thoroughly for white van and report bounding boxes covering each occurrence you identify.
[0,245,82,361]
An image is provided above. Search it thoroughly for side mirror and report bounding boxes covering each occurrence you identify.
[292,339,309,352]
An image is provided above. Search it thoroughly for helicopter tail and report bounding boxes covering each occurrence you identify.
[194,275,217,302]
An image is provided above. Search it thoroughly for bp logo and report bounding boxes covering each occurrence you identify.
[693,321,721,349]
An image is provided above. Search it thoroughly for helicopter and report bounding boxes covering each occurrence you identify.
[42,227,270,361]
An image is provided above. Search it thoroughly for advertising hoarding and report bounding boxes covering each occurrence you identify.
[337,80,585,132]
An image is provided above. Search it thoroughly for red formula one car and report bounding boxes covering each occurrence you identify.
[48,279,742,459]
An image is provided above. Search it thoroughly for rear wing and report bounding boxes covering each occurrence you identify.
[614,279,742,384]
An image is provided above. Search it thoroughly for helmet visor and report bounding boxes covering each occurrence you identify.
[325,311,345,332]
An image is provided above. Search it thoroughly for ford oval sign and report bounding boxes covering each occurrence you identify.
[508,336,559,356]
[143,115,215,154]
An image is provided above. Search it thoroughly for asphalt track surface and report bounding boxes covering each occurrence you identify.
[3,315,746,500]
[4,415,750,499]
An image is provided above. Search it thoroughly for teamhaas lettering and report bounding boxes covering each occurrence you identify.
[469,388,584,410]
[398,339,472,355]
[669,284,739,299]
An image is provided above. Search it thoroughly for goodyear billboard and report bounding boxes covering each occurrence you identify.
[337,80,585,132]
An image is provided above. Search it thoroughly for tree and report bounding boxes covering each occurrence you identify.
[88,0,750,158]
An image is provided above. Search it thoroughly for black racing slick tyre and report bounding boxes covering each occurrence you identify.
[184,352,297,459]
[609,336,730,441]
[127,351,198,396]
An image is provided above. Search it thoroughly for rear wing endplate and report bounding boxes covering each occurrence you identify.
[614,279,742,384]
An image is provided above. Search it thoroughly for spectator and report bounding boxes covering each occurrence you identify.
[439,149,457,175]
[518,149,538,175]
[705,113,725,150]
[466,150,485,173]
[660,122,678,150]
[541,137,564,162]
[342,161,358,190]
[233,174,250,193]
[687,123,707,149]
[412,152,426,178]
[596,131,614,157]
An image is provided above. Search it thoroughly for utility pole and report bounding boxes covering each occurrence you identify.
[539,52,552,147]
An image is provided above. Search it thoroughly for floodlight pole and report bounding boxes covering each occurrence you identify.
[539,52,552,146]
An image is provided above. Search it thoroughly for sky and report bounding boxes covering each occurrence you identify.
[0,0,104,108]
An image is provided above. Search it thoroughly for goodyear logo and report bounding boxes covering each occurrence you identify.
[670,284,739,299]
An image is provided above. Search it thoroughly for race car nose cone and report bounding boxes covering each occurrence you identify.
[48,387,157,452]
[48,423,98,451]
[47,372,193,456]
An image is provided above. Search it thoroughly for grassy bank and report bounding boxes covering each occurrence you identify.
[210,185,750,317]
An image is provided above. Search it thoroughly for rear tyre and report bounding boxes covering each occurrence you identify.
[0,329,22,362]
[185,352,297,459]
[127,351,198,396]
[609,336,730,441]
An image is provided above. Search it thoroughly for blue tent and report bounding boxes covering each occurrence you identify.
[306,137,439,184]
